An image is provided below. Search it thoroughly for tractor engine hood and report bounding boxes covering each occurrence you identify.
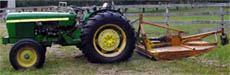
[6,12,76,26]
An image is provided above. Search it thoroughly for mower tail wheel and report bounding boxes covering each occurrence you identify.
[9,39,45,69]
[220,34,229,45]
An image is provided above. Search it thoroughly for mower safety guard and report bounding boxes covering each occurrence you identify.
[136,13,226,60]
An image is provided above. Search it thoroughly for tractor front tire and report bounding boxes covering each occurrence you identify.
[80,11,136,63]
[9,39,45,69]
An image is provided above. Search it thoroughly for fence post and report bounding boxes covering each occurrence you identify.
[165,4,169,33]
[220,6,229,45]
[220,6,224,26]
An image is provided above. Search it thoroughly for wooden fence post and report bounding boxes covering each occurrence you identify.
[165,4,169,33]
[220,6,229,44]
[220,6,224,26]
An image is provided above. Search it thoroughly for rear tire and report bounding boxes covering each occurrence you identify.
[80,11,136,63]
[9,39,45,69]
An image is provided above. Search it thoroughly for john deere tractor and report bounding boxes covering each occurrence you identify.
[2,3,135,69]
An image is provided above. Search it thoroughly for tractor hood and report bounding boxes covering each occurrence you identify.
[6,12,76,20]
[6,12,76,26]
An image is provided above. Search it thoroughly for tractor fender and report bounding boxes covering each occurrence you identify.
[85,9,123,21]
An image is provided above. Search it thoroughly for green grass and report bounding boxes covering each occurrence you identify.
[203,45,230,65]
[0,7,230,74]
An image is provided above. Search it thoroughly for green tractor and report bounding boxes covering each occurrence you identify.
[2,3,136,69]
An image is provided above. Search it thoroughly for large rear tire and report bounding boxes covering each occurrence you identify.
[80,11,136,63]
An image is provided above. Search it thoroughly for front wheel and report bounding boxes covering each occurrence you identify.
[9,39,45,69]
[80,11,136,63]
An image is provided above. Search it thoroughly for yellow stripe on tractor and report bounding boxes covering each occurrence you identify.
[6,18,69,23]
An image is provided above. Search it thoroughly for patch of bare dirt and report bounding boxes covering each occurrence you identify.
[96,67,169,75]
[191,58,229,69]
[59,72,75,75]
[47,45,82,59]
[200,59,228,69]
[72,50,84,58]
[47,45,69,58]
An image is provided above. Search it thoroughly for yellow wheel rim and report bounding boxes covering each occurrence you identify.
[16,46,37,68]
[93,24,127,57]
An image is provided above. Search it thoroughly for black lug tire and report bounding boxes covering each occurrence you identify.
[80,11,136,63]
[9,39,45,69]
[42,46,47,54]
[220,34,229,45]
[76,44,82,51]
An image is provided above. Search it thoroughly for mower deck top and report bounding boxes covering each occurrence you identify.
[136,41,216,60]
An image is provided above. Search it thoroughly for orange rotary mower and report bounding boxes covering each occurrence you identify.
[135,13,229,60]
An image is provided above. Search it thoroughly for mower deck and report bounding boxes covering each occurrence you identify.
[136,41,217,60]
[135,13,226,60]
